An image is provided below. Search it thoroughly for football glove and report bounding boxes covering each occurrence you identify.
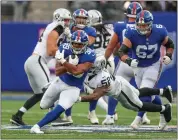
[55,50,66,64]
[163,53,172,65]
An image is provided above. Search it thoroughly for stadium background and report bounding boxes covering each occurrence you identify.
[2,1,177,92]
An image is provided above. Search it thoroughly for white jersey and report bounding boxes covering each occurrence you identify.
[85,69,121,99]
[33,21,64,63]
[85,69,140,102]
[93,24,114,55]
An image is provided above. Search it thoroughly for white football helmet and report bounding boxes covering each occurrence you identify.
[88,10,102,26]
[88,55,106,76]
[53,8,72,27]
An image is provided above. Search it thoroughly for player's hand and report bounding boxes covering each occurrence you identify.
[64,27,71,38]
[84,82,94,95]
[126,58,139,68]
[55,50,66,64]
[163,53,172,65]
[130,59,139,68]
[68,55,79,65]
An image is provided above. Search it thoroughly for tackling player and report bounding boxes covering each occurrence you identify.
[77,55,172,131]
[30,30,96,134]
[10,8,72,126]
[118,10,174,130]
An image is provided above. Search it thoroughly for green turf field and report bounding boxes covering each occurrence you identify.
[1,93,177,139]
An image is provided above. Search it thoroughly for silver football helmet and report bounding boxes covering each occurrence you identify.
[88,10,102,26]
[88,55,106,76]
[53,8,72,27]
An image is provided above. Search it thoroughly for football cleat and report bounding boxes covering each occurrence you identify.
[51,117,73,126]
[163,85,173,103]
[88,110,99,124]
[10,115,26,126]
[141,113,151,125]
[114,112,118,121]
[158,114,167,130]
[102,115,114,125]
[130,116,142,129]
[62,114,73,123]
[30,124,44,134]
[162,103,172,123]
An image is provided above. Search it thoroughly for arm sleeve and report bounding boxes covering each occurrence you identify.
[124,27,133,42]
[161,26,168,41]
[88,27,97,37]
[53,25,64,35]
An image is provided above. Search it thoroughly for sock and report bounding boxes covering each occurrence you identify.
[160,105,165,112]
[15,94,43,117]
[138,96,151,118]
[97,97,108,113]
[65,107,72,116]
[152,95,162,105]
[159,89,164,96]
[89,100,98,112]
[108,96,118,116]
[37,105,65,128]
[19,107,27,113]
[140,102,162,112]
[138,88,160,97]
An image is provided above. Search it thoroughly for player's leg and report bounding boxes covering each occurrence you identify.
[30,87,80,134]
[102,61,134,125]
[118,89,172,130]
[132,61,163,128]
[63,107,73,123]
[10,55,50,126]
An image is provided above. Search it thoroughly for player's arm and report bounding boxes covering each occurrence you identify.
[79,86,109,102]
[55,61,67,76]
[88,36,96,45]
[162,36,174,60]
[105,33,120,60]
[47,25,64,56]
[63,62,93,75]
[117,37,132,62]
[113,43,120,56]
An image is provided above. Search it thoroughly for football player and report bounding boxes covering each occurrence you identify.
[83,9,118,124]
[118,10,174,130]
[103,2,148,125]
[30,30,96,134]
[59,9,97,124]
[10,8,72,126]
[77,55,172,131]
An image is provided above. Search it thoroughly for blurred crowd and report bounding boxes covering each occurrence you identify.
[1,1,177,22]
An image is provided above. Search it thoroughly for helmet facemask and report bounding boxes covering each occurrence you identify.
[74,16,89,29]
[136,21,152,35]
[71,41,88,55]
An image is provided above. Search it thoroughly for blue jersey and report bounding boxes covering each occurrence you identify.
[59,43,96,89]
[114,21,135,57]
[125,24,168,67]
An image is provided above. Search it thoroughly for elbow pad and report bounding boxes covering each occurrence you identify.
[165,37,174,49]
[118,44,130,58]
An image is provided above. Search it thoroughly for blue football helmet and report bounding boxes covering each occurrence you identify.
[136,10,153,35]
[71,30,89,54]
[125,2,143,18]
[73,9,89,29]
